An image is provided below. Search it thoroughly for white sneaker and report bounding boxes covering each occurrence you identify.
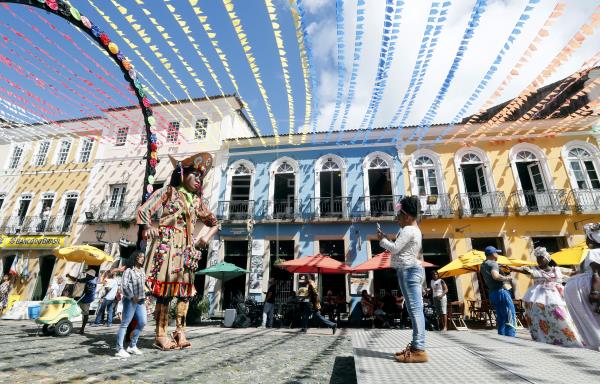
[115,349,131,358]
[126,346,143,355]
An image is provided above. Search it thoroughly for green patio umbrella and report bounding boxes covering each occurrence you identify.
[195,262,250,282]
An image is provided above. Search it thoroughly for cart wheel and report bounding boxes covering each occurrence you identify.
[42,324,55,336]
[54,319,73,337]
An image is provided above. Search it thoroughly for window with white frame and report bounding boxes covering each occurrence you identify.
[56,140,71,165]
[369,156,389,169]
[78,138,94,163]
[414,156,439,196]
[108,184,127,208]
[8,145,24,169]
[194,118,208,140]
[115,127,129,146]
[34,141,50,166]
[167,121,180,143]
[567,147,600,189]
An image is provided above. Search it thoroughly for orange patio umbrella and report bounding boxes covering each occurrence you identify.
[352,251,437,272]
[277,254,351,274]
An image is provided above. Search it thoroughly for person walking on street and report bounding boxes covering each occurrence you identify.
[66,269,97,334]
[377,195,428,363]
[0,275,13,315]
[115,251,148,358]
[301,278,337,334]
[481,246,516,337]
[430,271,448,331]
[261,278,277,328]
[93,271,118,327]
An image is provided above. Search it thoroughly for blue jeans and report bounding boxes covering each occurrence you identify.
[489,289,516,337]
[94,299,115,326]
[301,307,335,330]
[397,265,426,350]
[116,298,147,350]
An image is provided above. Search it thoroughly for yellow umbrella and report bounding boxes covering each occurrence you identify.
[53,244,114,266]
[551,243,588,266]
[438,250,536,278]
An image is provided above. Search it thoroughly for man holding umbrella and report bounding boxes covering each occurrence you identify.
[480,246,516,337]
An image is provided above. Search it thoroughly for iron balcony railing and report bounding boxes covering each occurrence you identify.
[568,189,600,213]
[418,193,453,217]
[217,200,255,221]
[453,191,507,217]
[260,199,300,220]
[509,189,568,214]
[354,195,400,218]
[310,197,350,218]
[87,201,139,223]
[0,215,74,234]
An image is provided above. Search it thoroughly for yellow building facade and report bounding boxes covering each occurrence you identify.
[402,117,600,305]
[0,124,100,303]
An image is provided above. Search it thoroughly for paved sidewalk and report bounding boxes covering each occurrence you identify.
[0,320,355,383]
[353,329,599,384]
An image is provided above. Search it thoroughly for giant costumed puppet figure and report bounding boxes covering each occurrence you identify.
[137,152,218,350]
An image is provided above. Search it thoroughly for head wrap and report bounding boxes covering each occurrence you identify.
[584,222,600,245]
[533,247,551,262]
[168,152,213,175]
[397,195,421,218]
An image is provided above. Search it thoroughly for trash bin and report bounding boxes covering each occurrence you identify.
[28,305,41,320]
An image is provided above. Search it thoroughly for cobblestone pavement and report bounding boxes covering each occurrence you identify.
[0,320,355,384]
[353,328,600,384]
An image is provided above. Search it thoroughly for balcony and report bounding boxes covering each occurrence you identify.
[354,195,399,218]
[0,215,74,234]
[86,201,139,223]
[310,197,350,219]
[453,192,507,217]
[569,189,600,213]
[258,199,300,221]
[217,200,255,221]
[510,190,568,215]
[418,194,453,218]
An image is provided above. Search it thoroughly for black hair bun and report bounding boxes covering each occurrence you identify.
[399,195,420,218]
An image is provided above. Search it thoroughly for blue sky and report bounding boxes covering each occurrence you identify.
[0,0,598,142]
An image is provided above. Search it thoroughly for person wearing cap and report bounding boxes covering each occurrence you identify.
[137,152,219,350]
[377,195,428,363]
[480,246,516,337]
[564,223,600,350]
[67,269,98,334]
[509,247,581,347]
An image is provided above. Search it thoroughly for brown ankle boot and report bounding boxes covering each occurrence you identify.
[395,347,429,363]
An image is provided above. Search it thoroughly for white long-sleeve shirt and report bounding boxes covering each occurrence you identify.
[380,225,422,269]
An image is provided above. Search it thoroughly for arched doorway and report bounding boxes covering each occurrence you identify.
[316,156,345,218]
[365,154,393,216]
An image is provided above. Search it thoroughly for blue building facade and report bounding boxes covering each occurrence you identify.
[204,133,409,316]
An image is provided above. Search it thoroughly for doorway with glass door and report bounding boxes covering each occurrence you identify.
[230,171,252,220]
[367,159,393,217]
[61,193,78,232]
[318,240,346,298]
[514,151,551,212]
[273,163,295,219]
[460,162,489,215]
[319,160,343,217]
[16,194,32,232]
[108,184,127,220]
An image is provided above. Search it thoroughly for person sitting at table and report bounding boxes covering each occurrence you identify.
[374,300,391,328]
[335,292,347,322]
[361,290,374,318]
[322,290,336,320]
[286,291,300,327]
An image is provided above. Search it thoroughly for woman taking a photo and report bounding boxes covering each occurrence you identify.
[377,196,427,363]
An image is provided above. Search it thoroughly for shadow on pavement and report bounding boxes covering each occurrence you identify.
[329,356,357,384]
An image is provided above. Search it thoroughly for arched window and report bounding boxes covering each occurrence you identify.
[315,155,346,218]
[567,147,600,190]
[454,148,497,215]
[269,158,299,219]
[364,152,394,216]
[515,150,537,162]
[322,160,340,172]
[461,153,482,164]
[225,160,255,220]
[414,156,439,196]
[368,156,389,169]
[509,144,554,213]
[234,163,252,176]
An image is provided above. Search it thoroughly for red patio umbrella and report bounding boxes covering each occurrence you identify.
[352,251,437,272]
[276,254,351,274]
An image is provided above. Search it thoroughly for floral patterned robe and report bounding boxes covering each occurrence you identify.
[137,185,217,298]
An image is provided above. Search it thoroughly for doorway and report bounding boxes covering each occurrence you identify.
[368,167,393,216]
[269,240,294,302]
[319,160,343,217]
[61,193,78,232]
[370,240,399,297]
[273,171,295,219]
[223,241,249,309]
[17,195,32,229]
[230,175,252,220]
[31,255,56,301]
[423,239,458,302]
[531,237,567,254]
[461,164,488,214]
[319,240,346,297]
[2,255,16,276]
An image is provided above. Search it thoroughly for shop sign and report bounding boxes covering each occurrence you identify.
[0,235,66,250]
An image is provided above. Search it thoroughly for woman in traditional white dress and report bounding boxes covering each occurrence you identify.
[564,223,600,351]
[512,247,582,347]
